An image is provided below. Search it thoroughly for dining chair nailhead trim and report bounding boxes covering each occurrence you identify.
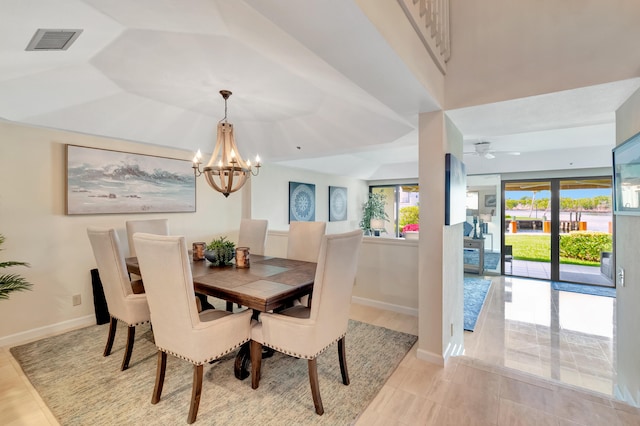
[263,333,346,360]
[157,338,250,366]
[112,315,150,328]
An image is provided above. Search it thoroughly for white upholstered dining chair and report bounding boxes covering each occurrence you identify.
[250,229,363,415]
[125,218,169,257]
[133,233,252,424]
[286,221,326,262]
[287,221,326,306]
[87,227,151,371]
[237,218,268,256]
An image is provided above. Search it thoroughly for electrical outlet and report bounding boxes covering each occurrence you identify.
[72,294,81,306]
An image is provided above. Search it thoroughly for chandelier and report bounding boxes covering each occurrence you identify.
[192,90,261,197]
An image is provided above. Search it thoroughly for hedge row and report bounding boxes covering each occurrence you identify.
[559,231,612,262]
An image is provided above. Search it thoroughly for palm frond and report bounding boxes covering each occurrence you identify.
[0,274,32,300]
[0,261,30,268]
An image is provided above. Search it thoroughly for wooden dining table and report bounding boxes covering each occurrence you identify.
[125,254,316,378]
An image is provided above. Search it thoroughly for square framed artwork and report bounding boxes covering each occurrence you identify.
[329,186,348,221]
[289,181,316,222]
[66,145,195,215]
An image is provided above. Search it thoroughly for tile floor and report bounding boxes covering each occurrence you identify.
[2,276,640,425]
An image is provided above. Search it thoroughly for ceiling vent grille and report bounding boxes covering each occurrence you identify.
[25,29,83,51]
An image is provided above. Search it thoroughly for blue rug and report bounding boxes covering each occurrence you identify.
[464,249,500,270]
[464,277,492,331]
[551,282,616,298]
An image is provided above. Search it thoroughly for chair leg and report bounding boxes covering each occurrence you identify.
[308,358,324,415]
[187,364,203,424]
[250,340,262,389]
[152,351,167,404]
[121,325,136,371]
[338,336,350,385]
[103,316,117,357]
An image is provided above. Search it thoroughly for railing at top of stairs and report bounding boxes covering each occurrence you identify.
[398,0,450,74]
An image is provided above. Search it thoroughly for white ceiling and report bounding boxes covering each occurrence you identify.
[1,0,639,179]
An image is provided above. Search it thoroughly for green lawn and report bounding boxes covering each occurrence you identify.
[504,235,600,266]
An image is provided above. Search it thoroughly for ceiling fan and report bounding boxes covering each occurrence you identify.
[464,141,520,159]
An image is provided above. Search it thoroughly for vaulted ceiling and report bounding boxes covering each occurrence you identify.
[2,0,640,179]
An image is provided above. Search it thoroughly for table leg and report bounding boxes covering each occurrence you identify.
[234,343,276,380]
[234,343,250,380]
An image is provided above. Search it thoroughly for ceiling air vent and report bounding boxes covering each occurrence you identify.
[25,29,83,51]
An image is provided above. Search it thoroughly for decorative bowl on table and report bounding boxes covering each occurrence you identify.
[204,236,235,266]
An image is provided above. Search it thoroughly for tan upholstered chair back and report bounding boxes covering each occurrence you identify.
[87,227,150,325]
[257,230,363,359]
[237,219,268,256]
[126,219,169,257]
[309,230,363,343]
[133,233,251,364]
[287,221,326,263]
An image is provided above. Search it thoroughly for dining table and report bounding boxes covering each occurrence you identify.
[125,254,316,379]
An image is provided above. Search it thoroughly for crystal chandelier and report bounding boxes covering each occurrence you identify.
[192,90,261,197]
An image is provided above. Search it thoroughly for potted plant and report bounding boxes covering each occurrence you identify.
[402,223,420,239]
[205,236,236,266]
[0,234,32,300]
[360,192,389,236]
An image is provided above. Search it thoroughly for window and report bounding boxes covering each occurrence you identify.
[369,184,419,238]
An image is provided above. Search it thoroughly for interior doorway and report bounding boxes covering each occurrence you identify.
[502,177,613,286]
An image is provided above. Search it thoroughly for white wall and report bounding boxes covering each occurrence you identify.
[614,87,640,407]
[250,163,368,233]
[417,111,465,365]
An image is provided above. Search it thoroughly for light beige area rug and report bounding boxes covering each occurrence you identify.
[11,319,416,425]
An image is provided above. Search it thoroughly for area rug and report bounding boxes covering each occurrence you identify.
[464,277,492,331]
[464,249,500,270]
[10,319,416,425]
[551,281,616,298]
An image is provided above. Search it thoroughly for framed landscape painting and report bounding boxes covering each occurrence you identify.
[289,181,316,222]
[329,186,348,221]
[66,145,196,215]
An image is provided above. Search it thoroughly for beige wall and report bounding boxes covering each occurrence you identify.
[446,0,640,109]
[0,121,243,345]
[417,111,465,364]
[0,121,419,347]
[614,87,640,406]
[250,163,368,234]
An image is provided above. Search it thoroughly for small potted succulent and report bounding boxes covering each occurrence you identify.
[205,236,235,266]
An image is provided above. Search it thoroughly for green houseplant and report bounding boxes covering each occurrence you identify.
[205,236,236,266]
[0,234,32,300]
[360,192,389,235]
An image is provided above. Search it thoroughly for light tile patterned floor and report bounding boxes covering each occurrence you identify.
[2,277,639,425]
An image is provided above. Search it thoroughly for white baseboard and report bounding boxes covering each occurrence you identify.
[0,315,96,348]
[351,296,418,317]
[416,347,444,366]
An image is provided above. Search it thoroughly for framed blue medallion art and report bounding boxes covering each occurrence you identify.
[329,186,347,221]
[289,181,316,222]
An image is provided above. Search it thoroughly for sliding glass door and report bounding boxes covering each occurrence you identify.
[503,177,613,286]
[503,181,552,280]
[558,179,613,286]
